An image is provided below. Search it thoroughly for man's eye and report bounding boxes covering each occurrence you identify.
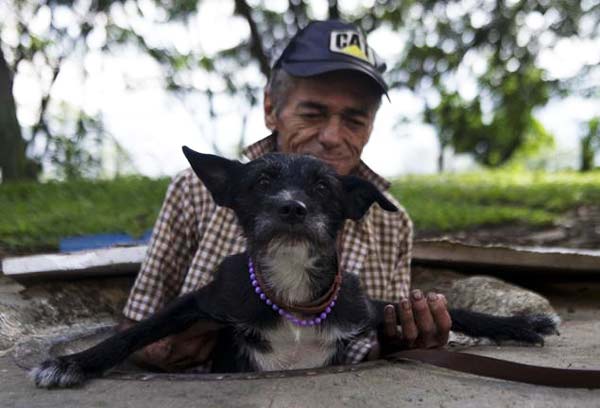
[346,117,366,128]
[300,112,323,120]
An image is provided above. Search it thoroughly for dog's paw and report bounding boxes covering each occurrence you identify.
[29,357,87,388]
[527,313,561,336]
[505,313,561,346]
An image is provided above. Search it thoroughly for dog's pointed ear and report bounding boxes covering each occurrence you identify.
[340,175,398,220]
[182,146,243,207]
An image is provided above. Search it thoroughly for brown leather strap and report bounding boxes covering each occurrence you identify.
[386,349,600,388]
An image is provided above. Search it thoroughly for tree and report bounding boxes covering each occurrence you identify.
[0,43,35,180]
[581,117,600,172]
[383,0,599,170]
[2,0,599,179]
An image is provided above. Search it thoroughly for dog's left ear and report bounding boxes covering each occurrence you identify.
[340,175,398,220]
[182,146,243,208]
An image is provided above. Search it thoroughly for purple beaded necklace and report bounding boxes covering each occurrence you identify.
[248,257,340,327]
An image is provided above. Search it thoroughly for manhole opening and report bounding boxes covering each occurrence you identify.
[13,325,390,382]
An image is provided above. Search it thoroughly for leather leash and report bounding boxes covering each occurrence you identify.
[385,349,600,388]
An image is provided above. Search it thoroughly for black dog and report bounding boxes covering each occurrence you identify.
[31,147,558,388]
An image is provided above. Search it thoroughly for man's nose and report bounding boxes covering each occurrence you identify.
[278,200,308,224]
[318,116,344,148]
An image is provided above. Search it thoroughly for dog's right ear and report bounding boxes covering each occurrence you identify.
[182,146,243,208]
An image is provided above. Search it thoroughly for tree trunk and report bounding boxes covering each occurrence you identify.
[0,44,33,181]
[438,143,445,173]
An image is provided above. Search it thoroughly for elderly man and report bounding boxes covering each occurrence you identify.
[119,20,451,371]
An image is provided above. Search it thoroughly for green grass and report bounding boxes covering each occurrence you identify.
[1,170,600,253]
[391,170,600,232]
[0,176,170,253]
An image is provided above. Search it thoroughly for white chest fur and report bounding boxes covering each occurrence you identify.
[248,321,347,371]
[262,240,317,304]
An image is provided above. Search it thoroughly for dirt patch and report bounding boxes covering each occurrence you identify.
[417,205,600,249]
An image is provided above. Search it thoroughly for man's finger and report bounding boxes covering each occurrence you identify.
[169,331,219,366]
[429,293,452,345]
[412,290,437,347]
[383,304,397,339]
[397,298,418,347]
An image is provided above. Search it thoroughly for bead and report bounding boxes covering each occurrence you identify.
[320,312,327,320]
[315,318,322,324]
[255,287,261,294]
[330,300,336,307]
[251,279,258,287]
[272,304,279,311]
[325,307,331,314]
[278,309,285,316]
[259,293,266,300]
[308,320,315,326]
[250,273,256,280]
[266,299,273,306]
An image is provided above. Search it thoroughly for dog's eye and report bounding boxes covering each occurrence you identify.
[257,175,271,189]
[314,180,330,195]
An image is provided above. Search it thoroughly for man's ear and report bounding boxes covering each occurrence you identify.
[340,175,398,220]
[264,89,277,131]
[182,146,243,208]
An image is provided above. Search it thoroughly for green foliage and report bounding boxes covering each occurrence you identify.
[3,170,600,253]
[390,170,600,232]
[389,0,596,169]
[2,0,599,180]
[581,117,600,172]
[0,176,169,252]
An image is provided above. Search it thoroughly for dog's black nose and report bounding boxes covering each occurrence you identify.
[278,200,307,223]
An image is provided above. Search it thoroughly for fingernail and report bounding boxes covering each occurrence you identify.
[427,292,438,302]
[401,299,411,310]
[411,290,423,300]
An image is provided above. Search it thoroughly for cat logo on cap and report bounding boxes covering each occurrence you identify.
[329,30,375,65]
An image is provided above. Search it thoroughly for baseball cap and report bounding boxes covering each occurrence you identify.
[272,20,389,97]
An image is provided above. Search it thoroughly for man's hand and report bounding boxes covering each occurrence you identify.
[117,318,223,372]
[372,289,452,358]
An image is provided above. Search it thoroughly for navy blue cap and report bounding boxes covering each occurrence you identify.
[273,20,388,96]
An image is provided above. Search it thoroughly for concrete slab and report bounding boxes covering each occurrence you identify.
[1,267,599,407]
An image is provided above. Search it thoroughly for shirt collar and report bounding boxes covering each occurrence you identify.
[242,134,391,191]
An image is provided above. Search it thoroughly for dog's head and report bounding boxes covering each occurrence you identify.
[182,146,397,251]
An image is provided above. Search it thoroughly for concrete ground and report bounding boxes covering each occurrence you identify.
[1,273,599,407]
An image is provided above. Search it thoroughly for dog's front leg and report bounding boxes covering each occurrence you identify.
[31,289,220,388]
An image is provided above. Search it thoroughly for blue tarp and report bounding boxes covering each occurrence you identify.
[59,230,152,252]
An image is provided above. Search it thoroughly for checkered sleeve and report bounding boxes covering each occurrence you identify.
[343,197,414,364]
[343,330,379,364]
[388,203,413,302]
[122,170,201,321]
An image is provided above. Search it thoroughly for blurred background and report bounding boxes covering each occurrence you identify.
[1,0,600,254]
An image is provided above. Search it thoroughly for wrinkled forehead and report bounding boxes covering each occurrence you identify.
[245,153,337,182]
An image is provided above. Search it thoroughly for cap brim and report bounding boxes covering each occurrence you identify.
[281,60,389,99]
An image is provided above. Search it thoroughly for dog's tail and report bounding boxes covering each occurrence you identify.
[449,308,560,345]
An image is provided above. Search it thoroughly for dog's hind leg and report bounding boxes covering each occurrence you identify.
[31,290,220,388]
[368,300,559,347]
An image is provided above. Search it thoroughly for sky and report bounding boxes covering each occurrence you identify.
[8,0,600,179]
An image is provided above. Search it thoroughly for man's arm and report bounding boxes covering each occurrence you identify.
[121,170,220,371]
[366,200,451,359]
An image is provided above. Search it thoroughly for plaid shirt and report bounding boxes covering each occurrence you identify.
[123,134,413,364]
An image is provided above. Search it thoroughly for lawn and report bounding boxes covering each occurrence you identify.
[391,170,600,232]
[1,170,599,253]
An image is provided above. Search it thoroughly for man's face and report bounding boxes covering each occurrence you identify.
[265,71,380,176]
